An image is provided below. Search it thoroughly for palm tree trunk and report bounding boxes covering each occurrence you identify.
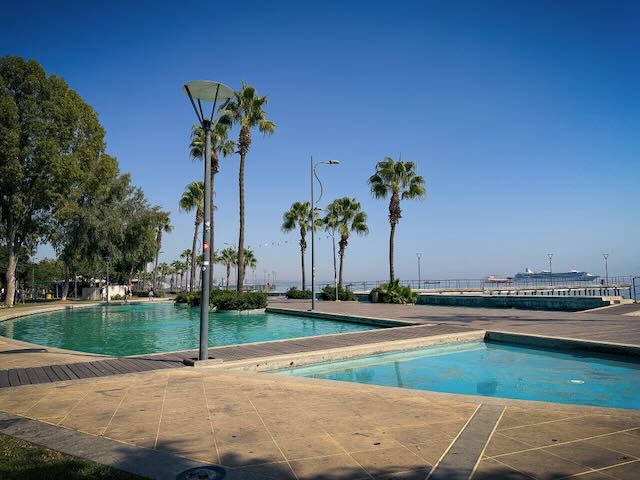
[190,220,199,293]
[338,239,347,291]
[226,263,231,289]
[153,245,160,290]
[300,235,306,291]
[389,222,396,283]
[237,152,246,292]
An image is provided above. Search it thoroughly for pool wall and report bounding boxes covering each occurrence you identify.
[486,331,640,357]
[265,307,418,327]
[217,329,486,372]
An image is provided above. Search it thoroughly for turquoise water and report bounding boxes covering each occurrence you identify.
[0,303,377,356]
[276,341,640,409]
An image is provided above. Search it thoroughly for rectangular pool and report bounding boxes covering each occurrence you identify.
[275,340,640,409]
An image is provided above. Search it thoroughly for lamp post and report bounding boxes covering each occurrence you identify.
[416,253,422,289]
[603,253,609,286]
[546,253,553,286]
[310,157,339,310]
[183,80,234,361]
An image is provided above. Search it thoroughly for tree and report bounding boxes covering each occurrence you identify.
[179,181,204,293]
[152,211,172,290]
[223,83,276,291]
[217,247,236,289]
[0,56,109,306]
[189,122,235,292]
[368,157,426,282]
[323,197,369,290]
[180,249,192,290]
[281,201,317,290]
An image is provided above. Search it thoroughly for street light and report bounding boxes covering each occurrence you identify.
[183,80,234,361]
[603,253,609,286]
[416,253,422,289]
[310,157,339,310]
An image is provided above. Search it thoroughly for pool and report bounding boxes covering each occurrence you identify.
[0,303,378,356]
[276,340,640,409]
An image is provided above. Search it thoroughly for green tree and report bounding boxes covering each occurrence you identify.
[0,56,109,306]
[324,198,369,290]
[217,247,237,289]
[189,122,235,291]
[223,83,276,292]
[282,201,318,290]
[152,211,172,290]
[368,157,426,282]
[179,181,204,293]
[180,249,192,290]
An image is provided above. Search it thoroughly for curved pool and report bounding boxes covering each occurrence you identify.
[0,303,377,356]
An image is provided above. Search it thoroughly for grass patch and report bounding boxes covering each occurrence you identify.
[0,433,145,480]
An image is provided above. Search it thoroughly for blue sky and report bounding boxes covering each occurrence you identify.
[3,0,639,282]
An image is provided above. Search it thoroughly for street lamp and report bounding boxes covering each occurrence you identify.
[603,253,609,286]
[183,80,234,361]
[310,157,339,310]
[416,253,422,289]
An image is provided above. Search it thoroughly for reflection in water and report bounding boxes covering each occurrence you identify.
[0,304,376,356]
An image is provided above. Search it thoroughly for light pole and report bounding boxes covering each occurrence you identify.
[183,80,234,361]
[546,253,553,286]
[416,253,422,289]
[310,157,339,310]
[603,253,609,286]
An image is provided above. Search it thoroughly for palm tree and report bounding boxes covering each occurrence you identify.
[179,181,204,293]
[180,249,191,290]
[324,197,369,290]
[152,211,172,290]
[281,201,314,290]
[223,83,276,292]
[217,247,237,289]
[189,122,235,292]
[156,262,169,291]
[368,157,426,282]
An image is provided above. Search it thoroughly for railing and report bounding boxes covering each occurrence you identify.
[313,275,637,300]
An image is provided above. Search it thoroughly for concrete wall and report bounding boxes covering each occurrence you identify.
[355,293,609,311]
[82,286,127,301]
[414,294,608,311]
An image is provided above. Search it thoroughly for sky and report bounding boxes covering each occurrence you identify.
[2,0,639,283]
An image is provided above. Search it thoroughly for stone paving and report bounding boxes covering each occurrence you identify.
[1,367,639,479]
[269,300,640,347]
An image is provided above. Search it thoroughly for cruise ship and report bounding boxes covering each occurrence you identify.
[513,269,599,282]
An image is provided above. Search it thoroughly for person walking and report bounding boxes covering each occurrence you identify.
[148,288,155,302]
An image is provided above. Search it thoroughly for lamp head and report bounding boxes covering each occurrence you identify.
[326,160,340,165]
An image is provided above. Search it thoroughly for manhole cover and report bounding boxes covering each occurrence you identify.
[176,465,226,480]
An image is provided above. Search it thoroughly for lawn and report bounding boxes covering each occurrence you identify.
[0,433,145,480]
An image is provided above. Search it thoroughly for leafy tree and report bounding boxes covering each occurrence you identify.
[323,197,369,290]
[189,122,235,292]
[217,247,236,289]
[368,157,426,282]
[0,56,109,306]
[223,83,276,292]
[179,181,204,293]
[281,201,316,290]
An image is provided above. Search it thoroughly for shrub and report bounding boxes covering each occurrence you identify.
[110,294,125,300]
[175,292,200,306]
[320,285,357,301]
[209,290,267,310]
[369,280,416,304]
[286,287,313,299]
[134,290,165,298]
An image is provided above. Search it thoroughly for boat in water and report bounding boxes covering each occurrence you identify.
[513,268,599,283]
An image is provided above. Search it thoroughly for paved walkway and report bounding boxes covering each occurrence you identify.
[1,367,639,479]
[269,300,640,347]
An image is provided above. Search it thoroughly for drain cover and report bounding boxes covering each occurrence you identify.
[176,466,226,480]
